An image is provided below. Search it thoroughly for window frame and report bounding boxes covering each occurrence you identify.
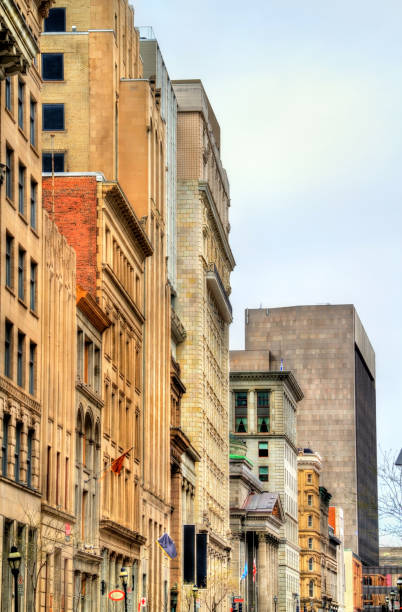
[18,163,26,216]
[30,97,37,147]
[258,441,269,457]
[4,320,13,379]
[6,145,13,201]
[42,53,64,81]
[18,79,25,130]
[5,232,14,289]
[308,494,313,506]
[27,428,34,487]
[42,152,65,173]
[18,246,26,302]
[258,465,269,482]
[44,7,66,32]
[257,389,270,433]
[42,103,65,131]
[5,76,12,112]
[234,391,248,433]
[2,414,10,476]
[308,514,313,527]
[30,179,37,230]
[30,260,37,312]
[17,331,25,387]
[29,342,36,395]
[14,421,22,482]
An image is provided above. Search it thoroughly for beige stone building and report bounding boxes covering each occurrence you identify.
[172,79,235,609]
[230,350,302,612]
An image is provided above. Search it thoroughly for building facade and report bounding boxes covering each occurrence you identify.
[230,350,302,612]
[245,305,379,566]
[344,551,363,612]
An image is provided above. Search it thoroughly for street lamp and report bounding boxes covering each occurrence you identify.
[192,585,198,612]
[8,546,22,612]
[170,583,178,612]
[274,595,278,612]
[396,577,402,610]
[119,567,128,612]
[390,591,397,612]
[386,596,390,612]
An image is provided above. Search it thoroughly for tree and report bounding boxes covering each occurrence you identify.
[197,568,237,612]
[378,449,402,540]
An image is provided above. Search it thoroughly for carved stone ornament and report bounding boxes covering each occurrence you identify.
[39,1,54,18]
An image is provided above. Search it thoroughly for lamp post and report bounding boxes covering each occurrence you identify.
[119,567,128,612]
[390,591,397,612]
[386,596,390,612]
[8,546,22,612]
[274,595,278,612]
[192,585,198,612]
[170,583,178,612]
[396,577,402,611]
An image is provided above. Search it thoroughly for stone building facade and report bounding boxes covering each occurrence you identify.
[172,79,235,610]
[230,350,302,612]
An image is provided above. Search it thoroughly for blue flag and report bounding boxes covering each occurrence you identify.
[157,533,177,559]
[241,561,248,580]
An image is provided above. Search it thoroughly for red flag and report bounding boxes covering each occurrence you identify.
[253,558,257,582]
[110,448,132,475]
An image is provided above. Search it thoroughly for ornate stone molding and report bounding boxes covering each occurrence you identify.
[38,1,54,18]
[0,376,40,415]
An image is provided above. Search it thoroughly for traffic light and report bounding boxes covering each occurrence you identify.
[232,604,238,612]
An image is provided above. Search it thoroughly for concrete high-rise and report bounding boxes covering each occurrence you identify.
[245,305,379,566]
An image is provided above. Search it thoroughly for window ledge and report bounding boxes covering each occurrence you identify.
[18,212,28,225]
[30,143,39,158]
[6,196,15,209]
[5,285,15,298]
[30,227,40,239]
[30,308,39,319]
[18,297,27,309]
[5,108,15,123]
[18,126,28,141]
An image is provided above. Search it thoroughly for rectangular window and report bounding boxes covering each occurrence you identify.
[6,145,13,200]
[258,441,269,457]
[5,233,13,289]
[44,7,66,32]
[307,473,312,483]
[18,80,24,129]
[43,103,64,131]
[234,391,248,433]
[308,537,313,550]
[308,515,313,527]
[18,163,25,215]
[257,390,270,432]
[30,260,37,311]
[30,98,37,146]
[5,320,13,378]
[259,466,269,482]
[18,247,25,301]
[5,76,11,111]
[29,342,36,395]
[17,332,25,387]
[308,494,313,506]
[27,429,34,487]
[42,53,64,80]
[30,180,37,230]
[2,414,10,476]
[42,152,65,172]
[14,422,22,481]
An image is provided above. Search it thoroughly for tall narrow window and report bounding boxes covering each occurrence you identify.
[2,414,10,476]
[308,515,313,527]
[27,429,34,487]
[308,494,313,506]
[308,537,313,550]
[18,247,25,300]
[258,441,269,457]
[308,557,314,571]
[29,342,36,395]
[5,320,13,378]
[30,98,37,147]
[257,390,270,432]
[46,445,51,501]
[309,580,314,597]
[5,77,12,111]
[307,473,312,483]
[56,451,60,505]
[234,391,248,432]
[14,422,22,482]
[18,164,25,215]
[17,332,25,387]
[18,80,24,129]
[30,180,37,230]
[6,146,13,200]
[5,233,13,288]
[259,466,269,482]
[65,457,69,509]
[30,261,37,311]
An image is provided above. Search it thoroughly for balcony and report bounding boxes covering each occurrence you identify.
[206,263,232,323]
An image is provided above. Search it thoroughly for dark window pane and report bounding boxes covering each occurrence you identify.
[2,415,10,476]
[14,422,22,481]
[18,80,24,129]
[5,77,11,111]
[259,441,268,457]
[42,54,64,81]
[30,99,36,146]
[18,248,25,301]
[30,180,37,229]
[44,8,66,32]
[235,417,247,433]
[30,261,37,311]
[29,342,36,395]
[27,429,34,487]
[5,321,13,378]
[6,147,13,200]
[43,104,64,131]
[6,234,13,288]
[17,333,24,387]
[42,152,65,173]
[259,466,269,482]
[18,164,25,215]
[235,392,248,407]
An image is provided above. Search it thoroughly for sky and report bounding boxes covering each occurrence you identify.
[133,0,402,535]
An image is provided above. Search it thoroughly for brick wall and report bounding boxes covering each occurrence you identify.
[42,176,98,296]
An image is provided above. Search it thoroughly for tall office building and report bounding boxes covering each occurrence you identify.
[245,305,379,566]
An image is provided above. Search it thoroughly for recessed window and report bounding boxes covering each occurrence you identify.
[17,332,25,387]
[2,414,10,476]
[27,429,34,487]
[18,163,25,215]
[18,247,25,301]
[43,103,64,131]
[308,557,314,571]
[257,390,270,432]
[308,537,313,550]
[235,391,248,433]
[14,421,22,481]
[6,146,13,200]
[30,98,37,147]
[308,515,313,527]
[259,466,269,482]
[44,7,66,32]
[30,261,37,312]
[29,342,36,395]
[307,473,312,483]
[42,53,64,81]
[4,320,13,378]
[30,180,37,230]
[308,494,313,506]
[258,441,268,457]
[5,233,14,289]
[18,80,24,130]
[5,77,12,111]
[309,580,314,598]
[42,152,65,172]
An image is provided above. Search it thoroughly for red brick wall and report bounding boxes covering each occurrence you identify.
[43,176,98,295]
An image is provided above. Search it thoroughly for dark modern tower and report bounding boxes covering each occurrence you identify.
[245,304,379,566]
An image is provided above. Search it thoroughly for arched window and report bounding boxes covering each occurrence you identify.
[309,580,314,597]
[76,410,83,466]
[84,412,93,469]
[308,537,313,550]
[308,557,314,571]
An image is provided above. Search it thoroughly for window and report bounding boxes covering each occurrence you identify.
[5,77,11,111]
[258,441,268,457]
[308,515,313,527]
[42,53,64,80]
[234,391,248,433]
[18,163,25,215]
[257,390,270,432]
[259,466,269,482]
[30,98,37,146]
[30,261,37,311]
[5,233,13,289]
[308,537,313,550]
[27,429,34,487]
[29,342,36,395]
[309,580,314,598]
[44,7,66,32]
[308,557,314,571]
[307,473,312,483]
[5,320,13,378]
[2,414,10,476]
[18,247,25,301]
[42,152,65,172]
[17,332,25,387]
[43,103,64,131]
[308,494,313,506]
[18,80,24,129]
[6,145,13,200]
[14,422,22,481]
[30,180,37,229]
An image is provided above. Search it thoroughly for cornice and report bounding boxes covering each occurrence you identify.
[41,503,76,524]
[171,308,186,344]
[76,380,103,408]
[0,0,39,75]
[100,519,146,546]
[76,286,111,333]
[199,182,235,270]
[0,376,41,415]
[230,370,304,401]
[102,264,145,324]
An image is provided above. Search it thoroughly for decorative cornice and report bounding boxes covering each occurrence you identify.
[102,264,145,324]
[38,1,55,18]
[76,380,103,408]
[76,286,111,333]
[0,0,40,79]
[41,503,76,524]
[171,308,186,344]
[230,370,304,401]
[100,519,146,546]
[206,262,232,323]
[199,182,235,270]
[0,376,41,415]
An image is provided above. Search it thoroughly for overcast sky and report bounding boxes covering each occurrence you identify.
[134,0,402,507]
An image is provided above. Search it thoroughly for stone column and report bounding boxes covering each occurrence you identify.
[258,533,268,611]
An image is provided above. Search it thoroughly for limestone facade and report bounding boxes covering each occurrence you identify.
[230,351,302,612]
